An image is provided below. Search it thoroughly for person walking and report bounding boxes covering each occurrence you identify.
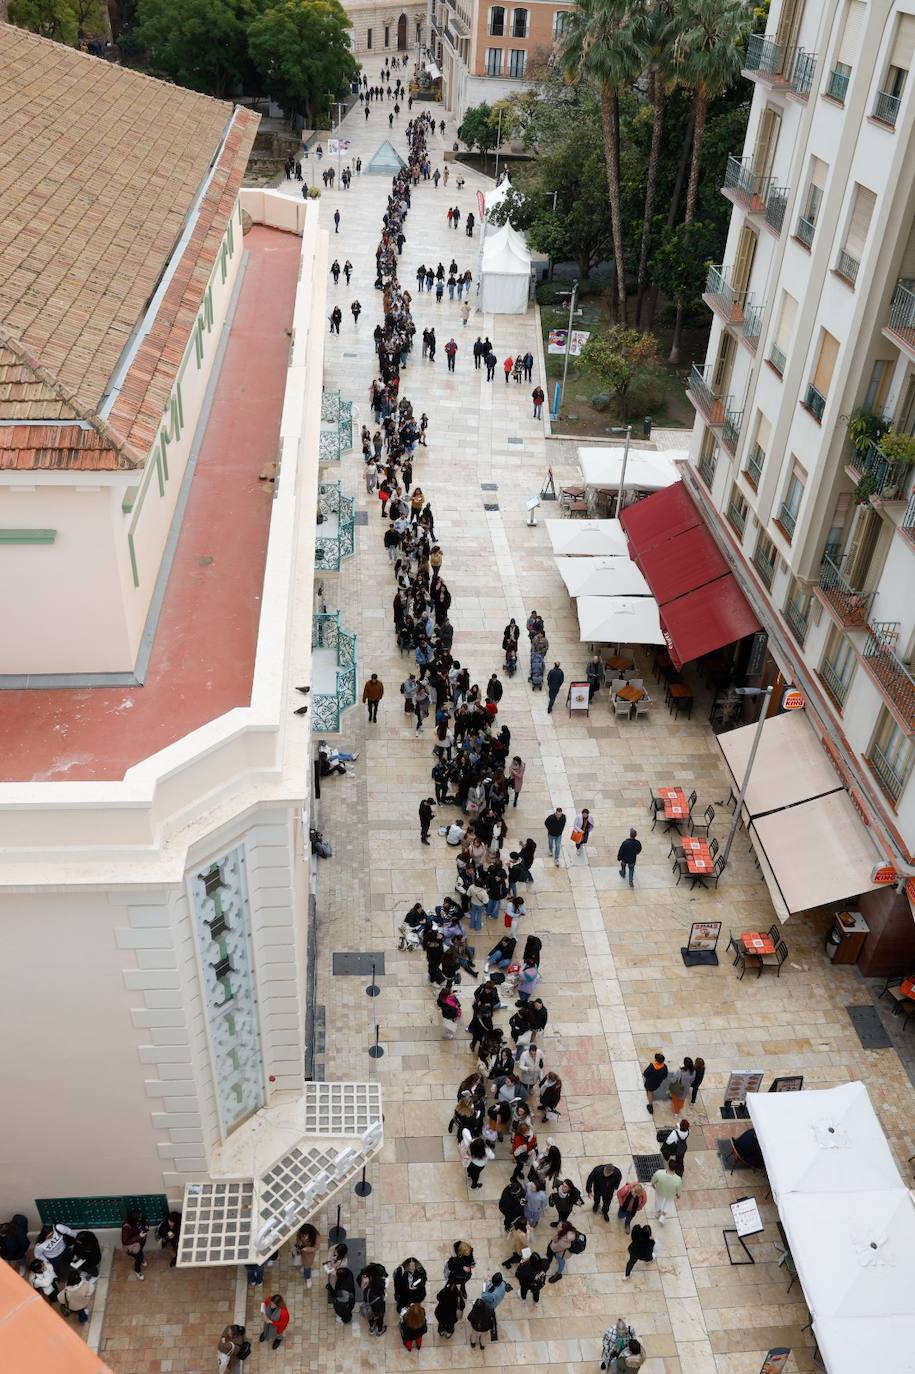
[642,1053,667,1115]
[544,807,566,865]
[453,206,461,231]
[362,672,384,722]
[623,1224,655,1279]
[485,348,497,381]
[523,350,535,381]
[615,1180,647,1234]
[532,385,545,419]
[546,662,564,712]
[329,305,342,334]
[515,1250,547,1304]
[546,1220,579,1283]
[587,1162,623,1221]
[667,1059,695,1115]
[333,209,340,233]
[468,1298,496,1349]
[437,981,462,1038]
[503,355,513,384]
[617,828,642,887]
[330,258,340,284]
[460,1129,495,1189]
[461,298,471,327]
[690,1057,706,1104]
[259,1294,289,1350]
[509,755,525,807]
[351,299,361,325]
[445,337,458,372]
[294,1223,320,1288]
[650,1159,683,1224]
[661,1119,691,1170]
[217,1323,247,1373]
[434,1280,464,1336]
[419,797,435,845]
[400,1302,428,1351]
[572,808,595,853]
[329,1266,356,1324]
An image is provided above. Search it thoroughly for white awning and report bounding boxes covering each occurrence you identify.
[484,173,513,211]
[814,1316,915,1374]
[747,1083,902,1201]
[750,790,881,914]
[717,710,844,817]
[555,555,652,599]
[577,446,680,493]
[545,518,629,557]
[576,594,664,645]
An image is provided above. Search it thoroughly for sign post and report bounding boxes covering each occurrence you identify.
[722,1068,764,1119]
[567,682,590,716]
[724,1195,763,1265]
[681,921,722,969]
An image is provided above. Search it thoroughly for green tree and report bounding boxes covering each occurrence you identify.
[248,0,356,126]
[649,218,718,315]
[10,0,78,41]
[135,0,248,96]
[561,0,642,323]
[457,102,500,158]
[577,326,659,420]
[633,0,679,325]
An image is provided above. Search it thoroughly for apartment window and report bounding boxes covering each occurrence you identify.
[508,47,526,77]
[869,708,914,803]
[777,458,806,540]
[697,428,718,490]
[796,156,826,247]
[384,23,390,46]
[784,577,812,646]
[485,47,503,75]
[512,7,528,38]
[804,330,839,421]
[827,0,865,101]
[863,359,892,414]
[745,411,770,486]
[775,0,802,50]
[874,16,914,125]
[837,185,876,284]
[769,290,796,376]
[753,531,778,588]
[726,484,749,537]
[553,10,569,38]
[367,26,372,47]
[820,626,856,707]
[417,20,422,42]
[752,106,781,183]
[489,5,504,35]
[899,374,915,434]
[731,224,758,297]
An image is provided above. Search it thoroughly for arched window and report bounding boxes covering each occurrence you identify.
[512,7,528,38]
[490,6,505,36]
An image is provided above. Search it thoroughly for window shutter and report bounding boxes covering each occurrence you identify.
[844,186,876,259]
[774,292,797,352]
[756,412,772,452]
[891,14,915,69]
[836,1,865,67]
[813,332,840,395]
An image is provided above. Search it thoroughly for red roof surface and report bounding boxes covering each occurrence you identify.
[662,576,762,669]
[0,227,299,782]
[0,1262,111,1374]
[619,479,701,554]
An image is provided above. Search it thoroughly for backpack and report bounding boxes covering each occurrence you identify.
[569,1231,587,1255]
[237,1340,252,1362]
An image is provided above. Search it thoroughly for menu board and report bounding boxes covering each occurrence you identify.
[759,1350,790,1374]
[731,1196,763,1237]
[724,1070,764,1102]
[568,683,590,712]
[687,921,721,952]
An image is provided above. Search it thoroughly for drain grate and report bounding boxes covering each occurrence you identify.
[480,482,498,491]
[483,502,500,512]
[355,511,368,525]
[343,352,359,357]
[507,437,523,445]
[333,952,386,976]
[632,1153,664,1183]
[847,1004,893,1049]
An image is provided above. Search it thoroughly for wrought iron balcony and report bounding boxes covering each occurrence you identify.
[820,657,851,707]
[885,280,915,353]
[769,342,787,375]
[687,363,727,426]
[315,482,356,572]
[697,448,717,489]
[722,406,744,453]
[816,553,874,627]
[704,264,747,322]
[338,400,353,452]
[745,33,785,77]
[753,542,776,589]
[902,491,915,542]
[726,497,747,535]
[784,595,809,645]
[742,299,763,349]
[803,384,826,422]
[723,155,772,213]
[835,249,860,284]
[764,187,789,233]
[873,89,901,126]
[863,621,915,731]
[777,503,798,539]
[790,49,817,97]
[825,66,850,102]
[795,214,815,248]
[869,743,908,801]
[744,442,764,487]
[312,612,357,733]
[848,440,907,497]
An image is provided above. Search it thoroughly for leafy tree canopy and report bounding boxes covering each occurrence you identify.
[247,0,356,124]
[649,218,718,314]
[135,0,251,95]
[457,102,500,155]
[10,0,107,42]
[577,326,659,419]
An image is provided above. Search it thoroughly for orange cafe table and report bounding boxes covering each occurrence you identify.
[741,931,776,956]
[617,684,646,703]
[658,786,687,831]
[682,836,712,874]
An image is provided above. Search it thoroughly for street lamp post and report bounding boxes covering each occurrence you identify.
[611,425,633,517]
[492,106,503,182]
[559,280,579,408]
[720,685,774,868]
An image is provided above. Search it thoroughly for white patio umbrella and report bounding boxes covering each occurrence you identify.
[575,594,663,644]
[545,518,629,557]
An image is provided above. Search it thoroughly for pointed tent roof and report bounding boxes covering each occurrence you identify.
[480,222,531,276]
[366,140,407,175]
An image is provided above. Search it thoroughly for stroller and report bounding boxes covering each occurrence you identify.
[504,644,518,677]
[529,650,545,689]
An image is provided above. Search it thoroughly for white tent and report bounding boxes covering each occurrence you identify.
[747,1083,903,1200]
[576,594,664,644]
[545,519,629,557]
[484,174,514,212]
[479,222,531,314]
[578,446,681,493]
[555,555,652,599]
[814,1316,915,1374]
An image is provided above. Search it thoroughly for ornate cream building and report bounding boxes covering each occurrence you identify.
[343,1,427,56]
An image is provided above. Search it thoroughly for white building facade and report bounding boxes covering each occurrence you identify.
[687,0,915,928]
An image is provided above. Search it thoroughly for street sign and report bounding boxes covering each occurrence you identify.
[870,861,898,885]
[781,687,805,710]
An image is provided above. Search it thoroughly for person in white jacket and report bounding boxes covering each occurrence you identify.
[517,1043,545,1095]
[28,1257,57,1299]
[572,809,595,854]
[460,1130,494,1189]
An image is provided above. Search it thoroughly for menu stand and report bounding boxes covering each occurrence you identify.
[724,1197,763,1266]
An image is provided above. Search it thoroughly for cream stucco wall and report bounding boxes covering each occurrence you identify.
[343,1,426,54]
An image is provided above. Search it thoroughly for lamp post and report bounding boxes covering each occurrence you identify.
[609,425,633,517]
[492,105,503,182]
[559,280,579,408]
[720,685,774,868]
[545,190,558,211]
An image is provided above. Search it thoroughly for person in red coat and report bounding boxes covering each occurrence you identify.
[259,1295,289,1351]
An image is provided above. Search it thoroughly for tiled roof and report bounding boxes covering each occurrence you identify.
[0,24,259,470]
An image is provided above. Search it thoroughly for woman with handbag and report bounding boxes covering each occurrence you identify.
[571,808,595,853]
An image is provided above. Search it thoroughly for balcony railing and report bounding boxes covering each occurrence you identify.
[825,66,850,102]
[765,187,788,233]
[873,89,901,126]
[753,543,776,588]
[869,743,908,801]
[778,503,798,539]
[722,406,744,453]
[723,155,772,212]
[849,439,907,497]
[804,384,826,421]
[817,553,874,626]
[745,33,785,77]
[698,449,717,489]
[835,249,860,284]
[727,498,747,535]
[820,657,851,707]
[742,299,764,349]
[312,611,357,733]
[687,363,727,426]
[704,264,747,322]
[902,491,915,541]
[886,280,915,351]
[784,595,809,644]
[795,214,815,248]
[790,49,817,97]
[315,482,356,571]
[863,621,915,731]
[745,442,764,486]
[769,342,787,375]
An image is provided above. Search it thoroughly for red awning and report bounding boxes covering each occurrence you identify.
[620,481,760,668]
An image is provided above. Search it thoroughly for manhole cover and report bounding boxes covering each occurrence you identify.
[507,437,523,445]
[480,482,498,491]
[632,1153,664,1183]
[483,502,499,511]
[847,1004,893,1049]
[332,952,386,977]
[355,511,368,525]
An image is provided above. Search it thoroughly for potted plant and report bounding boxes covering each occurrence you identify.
[877,430,915,465]
[853,471,879,504]
[843,409,889,455]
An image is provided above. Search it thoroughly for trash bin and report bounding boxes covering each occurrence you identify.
[643,416,653,439]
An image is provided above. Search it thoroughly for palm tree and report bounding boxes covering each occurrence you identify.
[562,0,642,323]
[666,0,750,359]
[634,0,680,326]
